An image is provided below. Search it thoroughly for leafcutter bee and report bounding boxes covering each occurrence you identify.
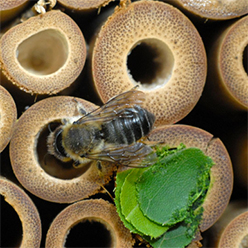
[47,88,157,168]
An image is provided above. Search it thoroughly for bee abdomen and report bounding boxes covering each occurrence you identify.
[102,105,155,145]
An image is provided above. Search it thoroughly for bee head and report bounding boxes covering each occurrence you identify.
[47,126,71,162]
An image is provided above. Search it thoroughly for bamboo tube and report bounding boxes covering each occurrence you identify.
[0,85,17,152]
[204,15,248,111]
[45,199,134,248]
[206,201,248,247]
[0,176,41,248]
[148,124,233,234]
[0,10,86,95]
[9,96,115,203]
[162,0,248,20]
[0,0,30,24]
[91,0,207,126]
[57,0,115,11]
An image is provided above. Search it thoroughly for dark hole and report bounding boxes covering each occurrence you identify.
[36,121,90,179]
[66,220,112,247]
[127,42,159,85]
[0,195,23,247]
[243,45,248,74]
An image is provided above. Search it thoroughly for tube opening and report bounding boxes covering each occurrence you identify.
[66,219,112,247]
[37,121,90,179]
[0,195,23,247]
[17,29,69,76]
[243,44,248,75]
[127,38,174,90]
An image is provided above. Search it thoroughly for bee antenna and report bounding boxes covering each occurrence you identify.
[43,152,51,166]
[48,123,53,133]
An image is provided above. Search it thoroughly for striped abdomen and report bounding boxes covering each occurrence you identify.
[101,105,155,145]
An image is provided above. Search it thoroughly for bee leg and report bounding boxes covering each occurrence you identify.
[73,158,91,168]
[96,161,105,184]
[95,161,114,202]
[73,98,87,115]
[61,118,69,125]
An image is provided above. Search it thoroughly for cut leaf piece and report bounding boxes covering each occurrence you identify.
[136,148,213,226]
[120,168,169,238]
[147,222,193,248]
[114,169,141,234]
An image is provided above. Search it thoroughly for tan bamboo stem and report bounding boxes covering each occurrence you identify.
[9,96,115,203]
[163,0,248,20]
[0,10,86,95]
[0,177,41,248]
[45,199,134,247]
[148,124,233,234]
[57,0,115,11]
[0,0,30,24]
[205,15,248,111]
[0,86,17,152]
[207,201,248,247]
[91,0,207,126]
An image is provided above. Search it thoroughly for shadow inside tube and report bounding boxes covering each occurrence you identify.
[0,195,23,248]
[65,220,112,247]
[37,121,91,180]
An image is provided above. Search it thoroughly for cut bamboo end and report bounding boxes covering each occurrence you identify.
[58,0,114,11]
[0,10,86,95]
[164,0,248,20]
[0,86,17,152]
[0,0,30,24]
[9,96,115,203]
[218,211,248,247]
[92,0,207,126]
[208,201,248,247]
[45,199,134,248]
[207,15,248,111]
[148,124,233,233]
[0,177,41,248]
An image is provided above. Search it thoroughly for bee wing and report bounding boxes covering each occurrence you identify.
[74,87,145,125]
[85,142,157,168]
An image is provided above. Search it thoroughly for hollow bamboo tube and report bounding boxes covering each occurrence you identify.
[205,15,248,111]
[91,0,207,126]
[0,85,17,152]
[0,0,30,24]
[0,176,41,248]
[0,10,86,95]
[9,96,115,203]
[45,199,134,248]
[162,0,248,20]
[57,0,114,11]
[148,124,233,233]
[207,201,248,247]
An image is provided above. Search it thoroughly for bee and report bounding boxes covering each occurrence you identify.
[47,88,157,168]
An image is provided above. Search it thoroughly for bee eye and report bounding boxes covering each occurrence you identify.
[54,128,67,159]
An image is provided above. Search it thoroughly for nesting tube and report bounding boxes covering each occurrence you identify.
[163,0,248,20]
[57,0,114,11]
[0,0,30,24]
[9,96,115,203]
[0,86,17,152]
[207,201,248,247]
[205,15,248,111]
[0,10,86,95]
[0,177,41,248]
[91,0,207,126]
[148,124,233,233]
[45,199,134,247]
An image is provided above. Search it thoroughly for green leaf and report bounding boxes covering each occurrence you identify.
[114,169,141,234]
[120,168,169,238]
[147,222,192,248]
[136,148,213,226]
